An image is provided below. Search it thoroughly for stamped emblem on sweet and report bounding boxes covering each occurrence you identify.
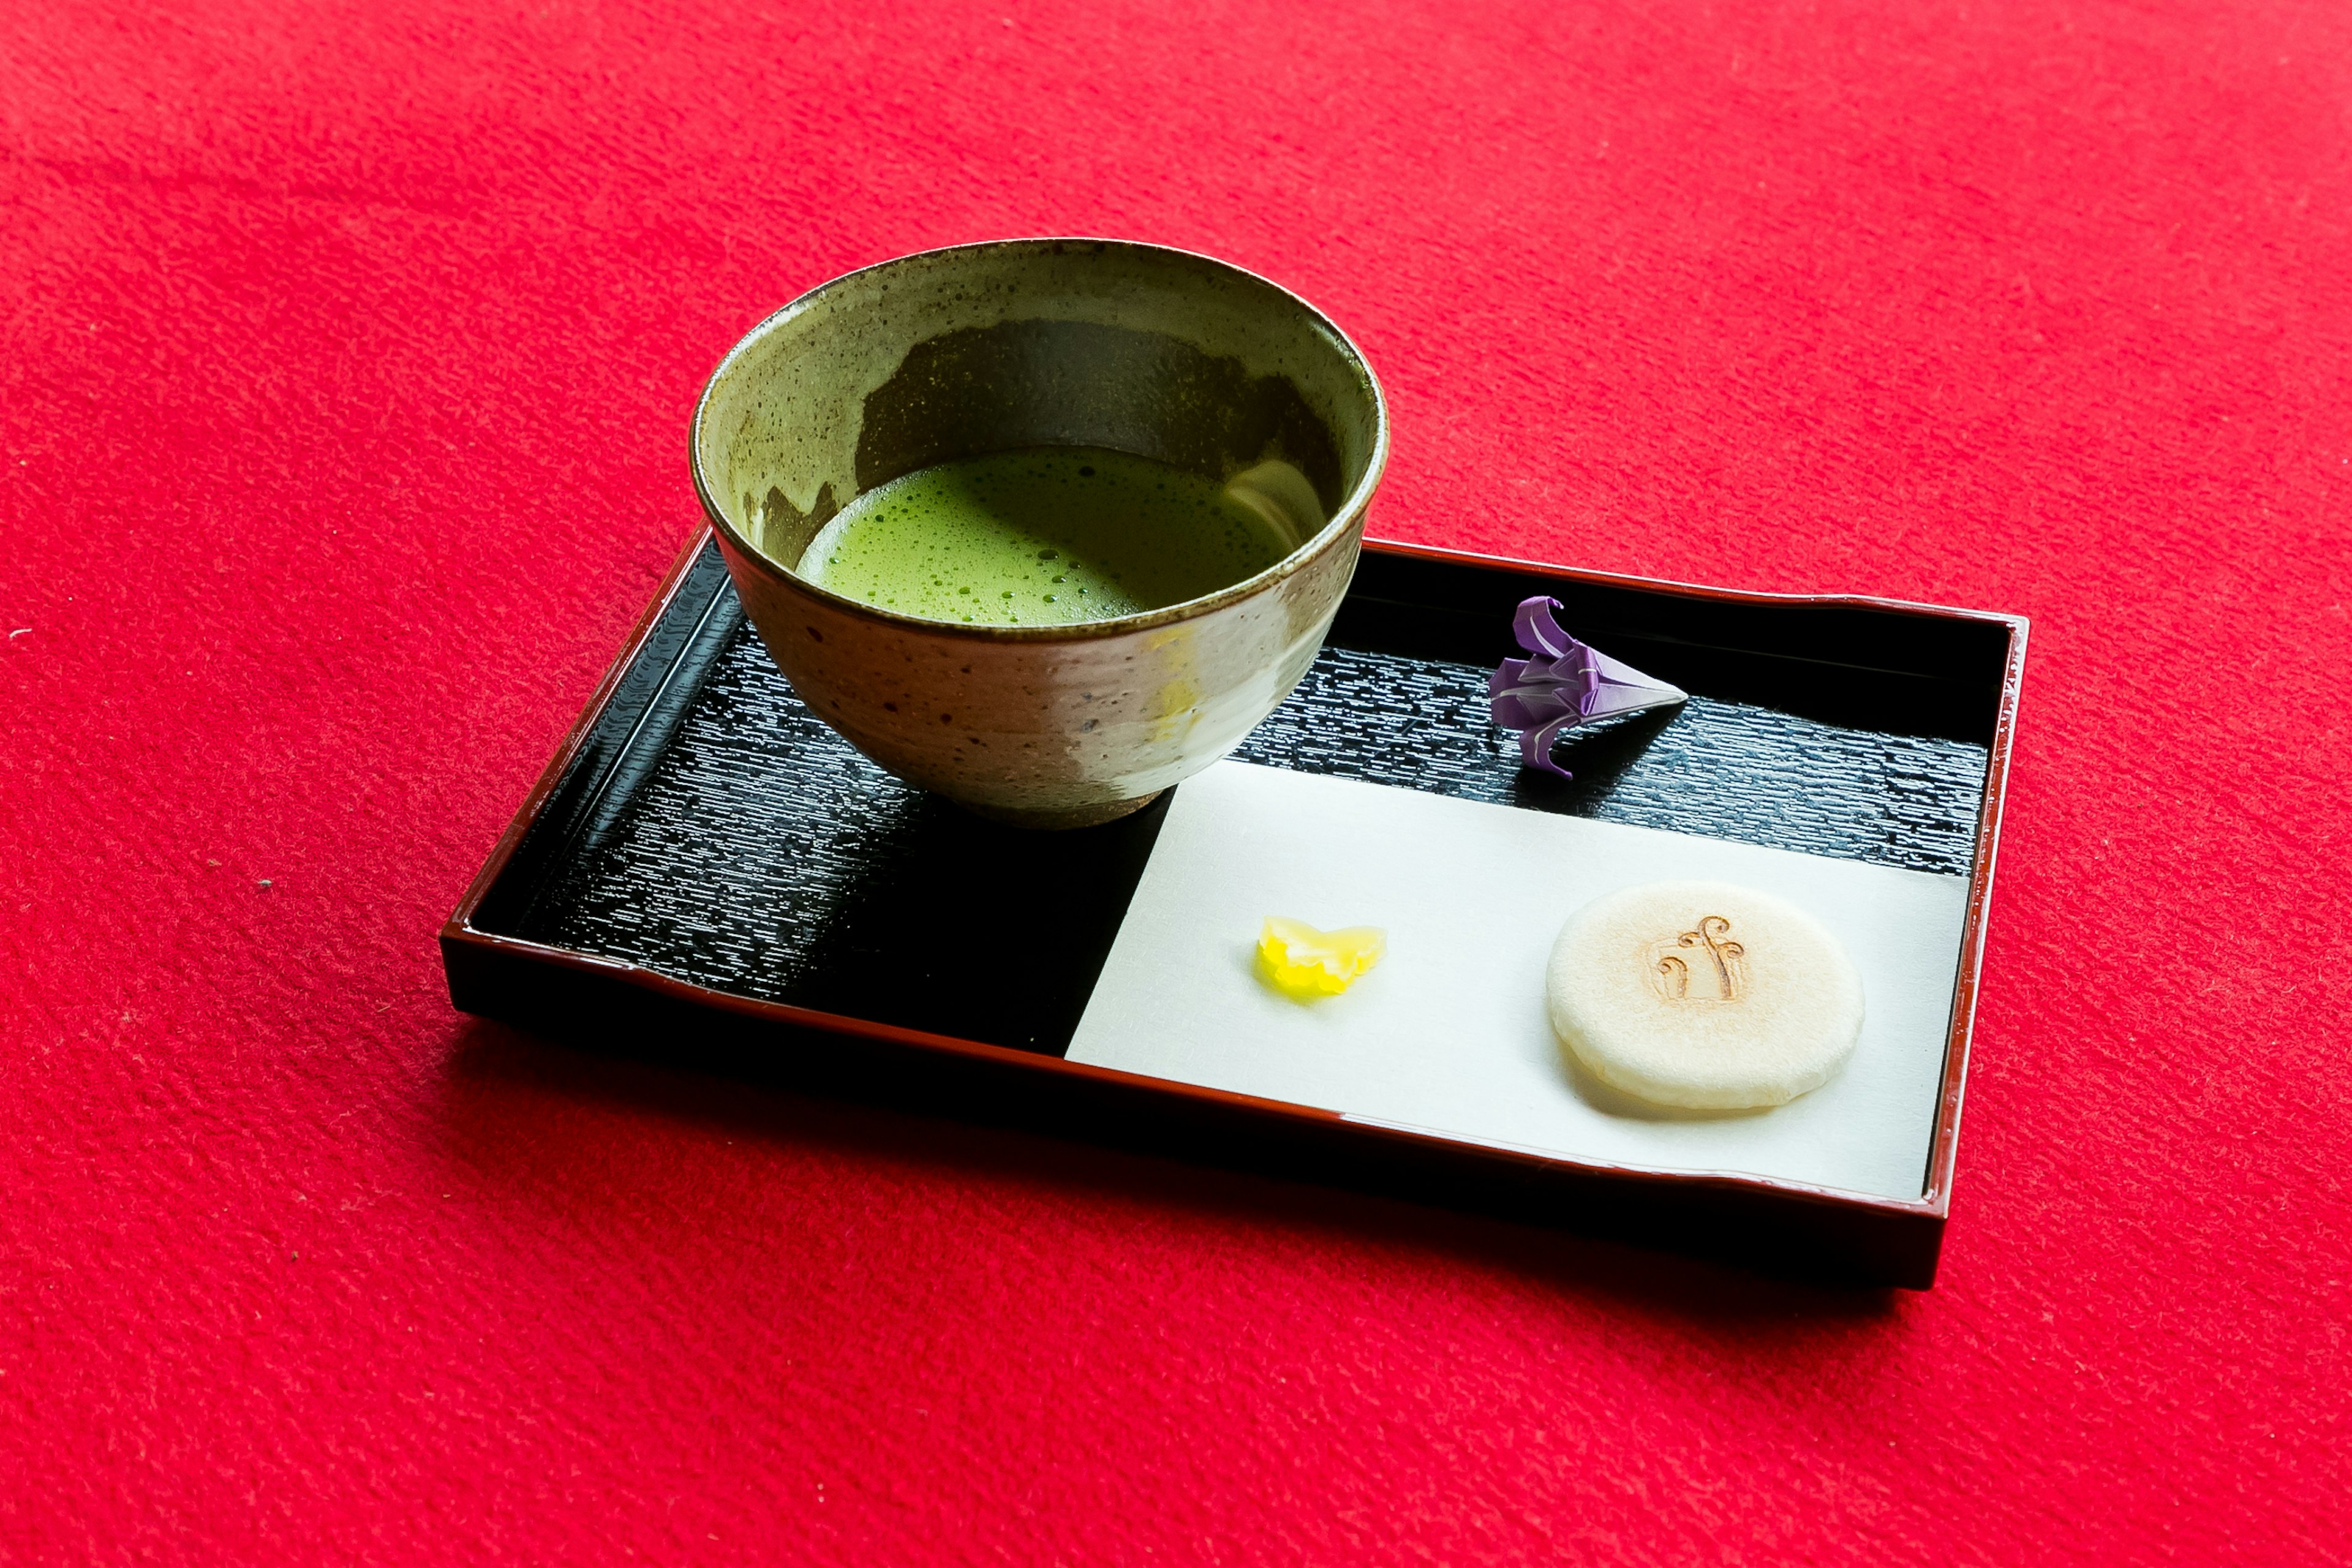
[1649,915,1746,1003]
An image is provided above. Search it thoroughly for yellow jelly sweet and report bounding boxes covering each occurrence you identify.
[1257,916,1387,1000]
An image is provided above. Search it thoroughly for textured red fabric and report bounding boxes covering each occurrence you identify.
[4,0,2348,1561]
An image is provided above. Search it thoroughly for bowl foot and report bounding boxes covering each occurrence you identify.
[954,791,1165,831]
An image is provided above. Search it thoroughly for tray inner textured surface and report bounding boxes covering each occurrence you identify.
[482,540,1996,1057]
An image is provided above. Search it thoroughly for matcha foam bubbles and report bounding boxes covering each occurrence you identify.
[794,447,1305,626]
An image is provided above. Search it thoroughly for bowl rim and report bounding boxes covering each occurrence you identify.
[687,236,1392,643]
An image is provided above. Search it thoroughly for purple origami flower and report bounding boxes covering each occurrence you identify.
[1489,597,1688,779]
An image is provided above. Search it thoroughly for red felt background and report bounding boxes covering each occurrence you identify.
[4,0,2348,1561]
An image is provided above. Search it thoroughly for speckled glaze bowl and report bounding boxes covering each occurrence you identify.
[689,239,1390,827]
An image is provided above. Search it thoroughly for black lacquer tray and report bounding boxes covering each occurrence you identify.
[444,530,2026,1287]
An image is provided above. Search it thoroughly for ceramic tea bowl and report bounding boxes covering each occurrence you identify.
[688,239,1390,828]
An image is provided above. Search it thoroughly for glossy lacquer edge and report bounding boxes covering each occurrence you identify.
[1361,535,2030,628]
[442,527,2029,1278]
[1920,613,2030,1219]
[443,528,720,936]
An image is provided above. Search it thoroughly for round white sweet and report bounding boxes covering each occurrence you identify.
[1546,880,1864,1110]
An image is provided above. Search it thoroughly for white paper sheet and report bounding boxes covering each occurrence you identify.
[1067,761,1971,1201]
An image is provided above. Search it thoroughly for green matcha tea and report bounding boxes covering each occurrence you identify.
[796,447,1302,625]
